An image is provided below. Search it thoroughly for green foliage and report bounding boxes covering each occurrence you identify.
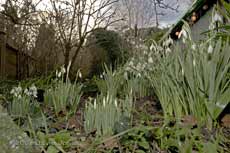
[120,125,225,153]
[90,28,130,66]
[8,85,40,119]
[84,91,133,137]
[45,80,82,116]
[84,94,122,136]
[95,65,124,97]
[121,126,152,152]
[37,130,71,153]
[149,39,230,125]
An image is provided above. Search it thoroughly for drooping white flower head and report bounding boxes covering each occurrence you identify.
[78,70,82,78]
[192,44,196,50]
[114,99,118,108]
[29,84,37,98]
[213,13,222,23]
[208,45,213,54]
[93,99,97,109]
[61,66,66,74]
[148,57,153,63]
[166,47,172,53]
[193,59,196,67]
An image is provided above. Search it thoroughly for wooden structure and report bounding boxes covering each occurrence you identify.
[0,31,37,80]
[161,0,230,42]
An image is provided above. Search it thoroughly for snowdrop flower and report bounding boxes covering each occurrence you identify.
[124,72,128,80]
[209,23,215,30]
[114,99,118,108]
[57,71,61,78]
[93,99,97,109]
[150,44,156,51]
[29,84,37,98]
[213,13,222,22]
[148,57,153,63]
[178,29,187,39]
[129,60,134,67]
[10,88,15,95]
[24,89,30,96]
[16,86,22,93]
[164,37,173,46]
[11,86,22,98]
[208,45,213,54]
[78,70,82,78]
[182,68,184,76]
[103,98,106,107]
[166,47,171,53]
[61,66,66,74]
[193,59,196,67]
[192,44,196,50]
[216,102,225,109]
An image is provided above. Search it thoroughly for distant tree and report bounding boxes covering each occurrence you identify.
[44,0,118,73]
[32,23,56,75]
[114,0,179,32]
[0,0,42,53]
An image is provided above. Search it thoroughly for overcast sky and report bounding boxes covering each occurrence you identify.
[0,0,192,28]
[159,0,192,27]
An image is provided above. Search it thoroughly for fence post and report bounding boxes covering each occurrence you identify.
[0,31,6,79]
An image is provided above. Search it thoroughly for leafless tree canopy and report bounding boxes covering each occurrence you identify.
[114,0,179,29]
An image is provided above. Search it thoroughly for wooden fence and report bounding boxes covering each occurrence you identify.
[0,31,37,80]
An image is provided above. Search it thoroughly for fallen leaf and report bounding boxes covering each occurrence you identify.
[221,114,230,128]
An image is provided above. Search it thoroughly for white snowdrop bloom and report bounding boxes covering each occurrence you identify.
[209,23,215,30]
[16,86,22,93]
[213,13,222,22]
[103,98,106,107]
[148,57,153,63]
[10,88,15,95]
[168,37,173,44]
[166,47,171,53]
[193,59,196,67]
[93,99,97,109]
[55,70,58,77]
[124,72,128,80]
[24,89,30,96]
[114,99,118,107]
[125,66,131,72]
[57,72,62,78]
[30,84,37,98]
[18,95,22,99]
[78,71,82,78]
[61,66,66,74]
[150,44,156,51]
[182,68,184,76]
[208,45,213,54]
[129,60,134,67]
[182,29,187,39]
[137,73,141,77]
[178,29,187,40]
[192,44,196,50]
[216,102,225,109]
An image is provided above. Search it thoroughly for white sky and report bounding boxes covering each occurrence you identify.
[0,0,192,28]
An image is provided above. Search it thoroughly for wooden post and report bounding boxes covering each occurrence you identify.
[0,31,6,79]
